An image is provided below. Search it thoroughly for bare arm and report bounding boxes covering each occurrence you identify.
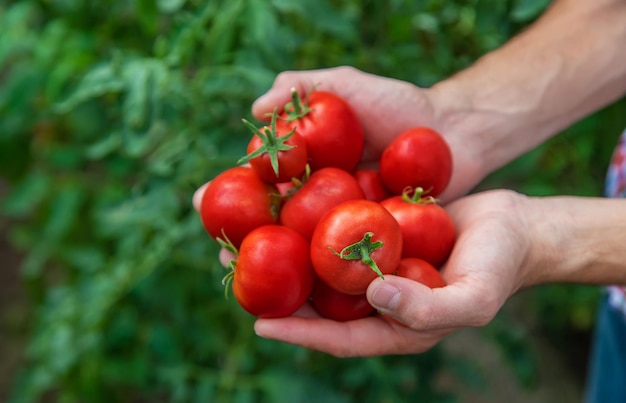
[431,0,626,198]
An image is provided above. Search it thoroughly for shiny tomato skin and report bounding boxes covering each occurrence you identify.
[280,167,365,241]
[395,258,446,288]
[379,127,452,197]
[311,279,375,321]
[200,166,279,248]
[311,199,402,295]
[233,225,315,318]
[246,126,308,183]
[353,168,392,202]
[280,91,364,172]
[380,195,455,268]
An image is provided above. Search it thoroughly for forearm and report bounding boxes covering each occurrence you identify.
[430,0,626,181]
[525,196,626,286]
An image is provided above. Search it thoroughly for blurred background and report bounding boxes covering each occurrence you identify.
[1,0,624,402]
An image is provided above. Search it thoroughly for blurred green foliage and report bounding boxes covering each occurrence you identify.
[1,0,623,401]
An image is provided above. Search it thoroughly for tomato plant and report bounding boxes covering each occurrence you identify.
[226,225,315,318]
[380,188,455,268]
[199,166,280,248]
[280,167,365,240]
[238,109,308,183]
[280,88,364,172]
[395,257,446,288]
[379,127,452,197]
[311,279,375,321]
[353,168,392,202]
[311,199,402,295]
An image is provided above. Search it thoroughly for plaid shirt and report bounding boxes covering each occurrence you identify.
[605,129,626,315]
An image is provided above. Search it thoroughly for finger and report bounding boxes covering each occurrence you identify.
[253,315,448,357]
[251,67,359,121]
[366,275,501,330]
[251,70,321,120]
[192,182,209,212]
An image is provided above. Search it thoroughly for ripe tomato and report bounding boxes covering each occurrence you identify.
[232,225,315,318]
[238,111,308,183]
[380,188,455,268]
[311,199,402,295]
[280,167,365,241]
[311,279,375,321]
[379,127,452,197]
[353,168,392,202]
[280,89,364,172]
[199,166,280,248]
[395,258,446,288]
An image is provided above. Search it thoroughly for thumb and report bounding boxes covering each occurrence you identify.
[366,276,501,330]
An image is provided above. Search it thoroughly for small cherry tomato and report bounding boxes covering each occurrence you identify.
[379,127,452,197]
[380,188,455,268]
[280,167,365,241]
[280,89,364,172]
[231,225,315,318]
[311,279,375,321]
[200,166,280,248]
[311,199,402,295]
[395,257,446,288]
[353,168,392,202]
[238,110,308,183]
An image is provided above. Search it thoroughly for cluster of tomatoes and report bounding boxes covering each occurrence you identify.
[199,88,456,323]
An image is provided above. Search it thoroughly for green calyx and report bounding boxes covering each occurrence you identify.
[282,86,315,121]
[401,186,437,205]
[216,230,238,299]
[329,232,385,279]
[237,107,296,177]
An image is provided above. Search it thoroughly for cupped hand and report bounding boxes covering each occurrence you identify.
[253,190,538,357]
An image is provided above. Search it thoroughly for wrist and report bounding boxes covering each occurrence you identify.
[425,79,499,199]
[523,196,626,287]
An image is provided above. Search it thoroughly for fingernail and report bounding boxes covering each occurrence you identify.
[371,284,401,310]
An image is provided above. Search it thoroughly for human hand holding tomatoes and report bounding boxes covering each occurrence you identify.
[251,66,485,201]
[252,190,537,356]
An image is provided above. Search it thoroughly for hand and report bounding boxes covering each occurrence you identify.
[250,66,484,201]
[253,190,535,357]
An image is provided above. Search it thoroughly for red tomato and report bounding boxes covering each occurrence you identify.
[380,189,455,268]
[395,258,446,288]
[353,168,392,202]
[311,279,375,321]
[280,89,364,172]
[379,127,452,197]
[238,111,308,183]
[199,166,280,248]
[280,167,365,241]
[311,199,402,295]
[232,225,315,318]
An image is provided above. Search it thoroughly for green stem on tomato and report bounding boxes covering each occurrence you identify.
[237,107,296,177]
[216,230,239,299]
[329,232,385,279]
[401,186,437,205]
